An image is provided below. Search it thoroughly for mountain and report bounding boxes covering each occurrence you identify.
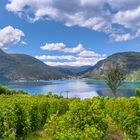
[55,65,92,76]
[0,50,67,81]
[3,50,140,81]
[81,52,140,80]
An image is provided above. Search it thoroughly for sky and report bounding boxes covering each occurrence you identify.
[0,0,140,66]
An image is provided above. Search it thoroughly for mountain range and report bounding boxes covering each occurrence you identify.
[0,49,67,81]
[82,52,140,81]
[1,50,140,81]
[55,65,92,76]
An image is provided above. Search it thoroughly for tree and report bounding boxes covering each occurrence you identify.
[105,64,125,97]
[135,89,140,97]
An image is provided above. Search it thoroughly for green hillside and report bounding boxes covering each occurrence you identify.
[82,52,140,80]
[0,50,67,81]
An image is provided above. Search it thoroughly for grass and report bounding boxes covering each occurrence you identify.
[107,116,124,140]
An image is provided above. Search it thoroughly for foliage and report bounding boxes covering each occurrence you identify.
[105,97,140,140]
[0,85,28,95]
[105,64,125,97]
[0,89,140,140]
[44,98,108,140]
[45,92,62,98]
[0,94,70,139]
[135,89,140,97]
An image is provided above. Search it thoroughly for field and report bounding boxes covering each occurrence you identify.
[0,88,140,140]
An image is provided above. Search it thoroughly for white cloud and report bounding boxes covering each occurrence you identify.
[41,43,65,51]
[110,29,140,42]
[36,55,76,61]
[110,33,134,42]
[40,55,106,66]
[37,43,106,66]
[0,26,24,49]
[6,0,140,41]
[40,43,85,53]
[64,44,85,53]
[21,41,27,45]
[44,57,103,67]
[79,50,106,58]
[113,6,140,29]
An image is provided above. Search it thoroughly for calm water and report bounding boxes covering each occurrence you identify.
[0,79,139,99]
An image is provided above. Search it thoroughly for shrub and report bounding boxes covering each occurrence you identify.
[135,89,140,97]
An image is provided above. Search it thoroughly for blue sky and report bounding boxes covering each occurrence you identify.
[0,0,140,66]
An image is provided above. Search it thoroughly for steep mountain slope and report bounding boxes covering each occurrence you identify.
[82,52,140,80]
[0,50,67,81]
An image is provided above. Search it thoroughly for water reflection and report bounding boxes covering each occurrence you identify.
[0,80,137,99]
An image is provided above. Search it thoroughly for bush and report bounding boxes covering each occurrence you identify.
[0,85,28,95]
[105,97,140,140]
[0,88,140,139]
[0,94,70,139]
[135,89,140,97]
[44,98,108,140]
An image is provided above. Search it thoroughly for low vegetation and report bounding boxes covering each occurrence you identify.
[135,89,140,97]
[0,85,27,95]
[0,86,140,140]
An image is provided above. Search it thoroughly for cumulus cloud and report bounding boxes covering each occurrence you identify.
[38,54,106,66]
[113,6,140,29]
[41,43,84,53]
[41,43,65,51]
[79,50,106,58]
[110,33,134,42]
[5,0,140,41]
[64,44,84,53]
[37,42,106,66]
[36,55,76,61]
[44,56,104,66]
[0,26,24,49]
